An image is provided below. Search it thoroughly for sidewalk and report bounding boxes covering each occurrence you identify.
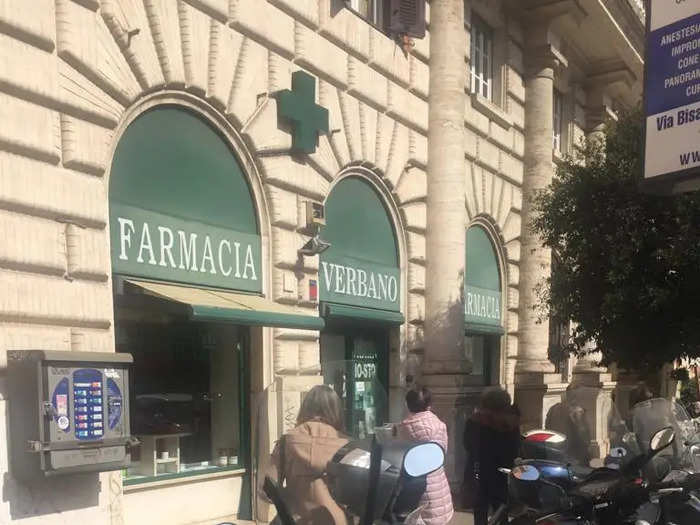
[449,511,475,525]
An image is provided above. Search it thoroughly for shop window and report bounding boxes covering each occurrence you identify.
[464,334,501,385]
[553,89,564,153]
[115,287,245,483]
[470,15,493,100]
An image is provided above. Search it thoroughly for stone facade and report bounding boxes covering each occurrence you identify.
[0,1,643,524]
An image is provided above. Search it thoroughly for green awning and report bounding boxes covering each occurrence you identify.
[465,321,505,336]
[322,302,404,325]
[127,280,324,330]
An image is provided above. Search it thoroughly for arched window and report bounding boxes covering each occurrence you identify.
[464,225,503,384]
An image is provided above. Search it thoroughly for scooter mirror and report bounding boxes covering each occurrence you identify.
[609,446,627,458]
[403,442,444,477]
[650,427,675,452]
[512,464,540,481]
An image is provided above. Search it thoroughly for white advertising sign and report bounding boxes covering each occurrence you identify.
[644,0,700,182]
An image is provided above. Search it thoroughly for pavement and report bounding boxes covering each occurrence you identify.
[449,511,475,525]
[234,510,476,524]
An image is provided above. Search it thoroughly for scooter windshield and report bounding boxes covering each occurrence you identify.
[632,398,687,466]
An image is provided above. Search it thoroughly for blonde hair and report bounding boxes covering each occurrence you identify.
[297,385,344,431]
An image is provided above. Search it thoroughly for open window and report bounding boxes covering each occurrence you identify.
[470,15,493,100]
[345,0,426,38]
[346,0,384,26]
[553,88,565,153]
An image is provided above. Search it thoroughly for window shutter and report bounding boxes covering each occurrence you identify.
[384,0,426,38]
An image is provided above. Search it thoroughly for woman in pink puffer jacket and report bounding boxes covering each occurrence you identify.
[396,387,454,525]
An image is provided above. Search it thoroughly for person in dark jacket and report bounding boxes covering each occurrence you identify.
[463,387,520,525]
[545,384,592,466]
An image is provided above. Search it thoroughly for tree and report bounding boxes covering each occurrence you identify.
[532,108,700,372]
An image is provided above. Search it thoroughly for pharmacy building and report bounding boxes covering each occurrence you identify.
[0,0,645,524]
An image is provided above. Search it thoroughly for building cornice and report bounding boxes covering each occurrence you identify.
[600,0,645,55]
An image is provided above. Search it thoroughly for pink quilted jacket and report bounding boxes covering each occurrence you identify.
[397,411,454,525]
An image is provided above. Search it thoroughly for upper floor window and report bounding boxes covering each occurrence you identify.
[470,16,493,100]
[553,89,564,152]
[347,0,384,27]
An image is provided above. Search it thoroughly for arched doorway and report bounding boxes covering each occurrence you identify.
[318,175,403,438]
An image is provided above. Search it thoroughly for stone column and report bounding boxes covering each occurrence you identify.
[517,47,557,376]
[569,85,619,458]
[585,85,614,148]
[515,40,568,430]
[424,0,466,369]
[423,0,466,487]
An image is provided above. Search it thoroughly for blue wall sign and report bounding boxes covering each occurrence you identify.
[644,1,700,182]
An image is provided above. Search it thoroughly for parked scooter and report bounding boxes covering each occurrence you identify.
[263,436,445,525]
[255,369,444,525]
[491,386,700,524]
[500,426,700,524]
[631,398,700,474]
[629,398,700,524]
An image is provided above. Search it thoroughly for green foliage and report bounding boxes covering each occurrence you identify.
[671,367,690,382]
[680,378,699,407]
[533,108,700,372]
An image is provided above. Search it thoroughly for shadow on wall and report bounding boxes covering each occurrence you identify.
[2,472,100,520]
[1,375,100,520]
[404,296,483,488]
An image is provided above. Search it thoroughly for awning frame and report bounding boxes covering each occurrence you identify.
[321,302,405,325]
[123,278,324,331]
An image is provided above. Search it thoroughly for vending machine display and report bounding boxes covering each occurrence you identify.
[8,350,134,482]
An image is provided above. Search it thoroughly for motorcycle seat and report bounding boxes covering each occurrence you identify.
[569,464,593,480]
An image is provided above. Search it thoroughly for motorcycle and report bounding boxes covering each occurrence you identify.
[629,397,700,524]
[504,426,700,524]
[631,397,700,474]
[495,388,700,525]
[502,386,632,517]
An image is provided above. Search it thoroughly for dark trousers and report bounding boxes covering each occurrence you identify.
[474,495,507,525]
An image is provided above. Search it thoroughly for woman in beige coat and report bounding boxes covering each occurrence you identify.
[266,385,350,525]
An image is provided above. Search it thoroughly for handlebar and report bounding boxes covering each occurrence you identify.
[572,471,700,513]
[648,472,700,493]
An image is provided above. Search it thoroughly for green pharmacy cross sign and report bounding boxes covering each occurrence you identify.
[275,71,329,154]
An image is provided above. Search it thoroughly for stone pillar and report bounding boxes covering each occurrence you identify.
[571,371,616,461]
[585,85,614,147]
[424,0,466,367]
[572,340,615,460]
[423,0,466,487]
[517,48,557,375]
[515,39,567,430]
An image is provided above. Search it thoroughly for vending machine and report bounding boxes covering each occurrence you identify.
[8,350,135,482]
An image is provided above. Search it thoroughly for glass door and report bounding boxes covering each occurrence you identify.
[320,327,389,439]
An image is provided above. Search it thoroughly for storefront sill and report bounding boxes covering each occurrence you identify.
[123,467,246,493]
